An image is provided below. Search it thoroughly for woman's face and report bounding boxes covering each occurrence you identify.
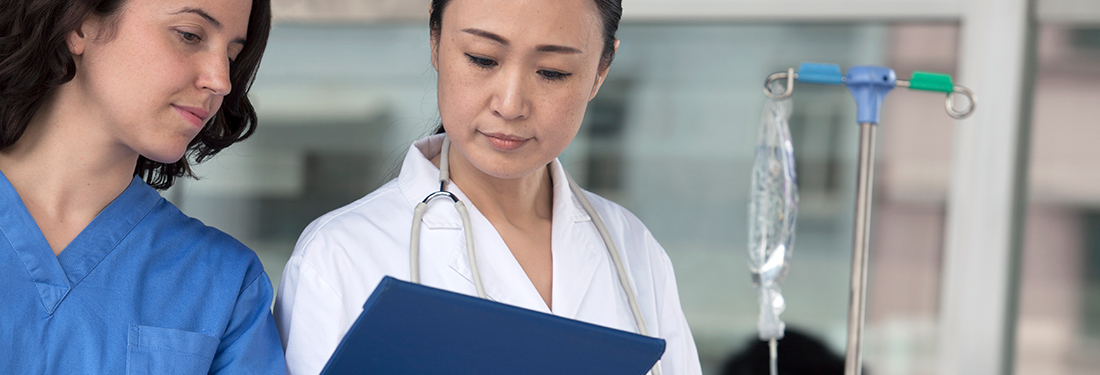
[69,0,250,163]
[432,0,613,179]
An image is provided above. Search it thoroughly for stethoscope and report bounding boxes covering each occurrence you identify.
[409,137,662,375]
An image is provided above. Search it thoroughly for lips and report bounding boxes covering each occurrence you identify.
[481,131,531,151]
[173,105,210,129]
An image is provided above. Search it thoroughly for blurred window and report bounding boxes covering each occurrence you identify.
[167,22,967,375]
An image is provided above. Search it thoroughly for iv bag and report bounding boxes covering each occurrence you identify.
[748,85,799,341]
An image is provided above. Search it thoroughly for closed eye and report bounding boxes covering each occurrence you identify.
[176,30,202,44]
[465,53,497,70]
[538,69,571,82]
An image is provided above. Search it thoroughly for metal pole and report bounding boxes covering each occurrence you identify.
[844,122,877,375]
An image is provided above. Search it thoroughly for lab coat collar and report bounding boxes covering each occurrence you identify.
[0,172,160,314]
[397,134,462,229]
[398,135,519,304]
[397,134,594,226]
[396,135,604,318]
[547,158,603,319]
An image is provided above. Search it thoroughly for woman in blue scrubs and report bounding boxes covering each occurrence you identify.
[0,0,284,373]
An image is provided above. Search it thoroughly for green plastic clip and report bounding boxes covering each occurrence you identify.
[908,71,955,93]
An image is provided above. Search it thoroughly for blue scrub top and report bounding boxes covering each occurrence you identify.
[0,172,286,374]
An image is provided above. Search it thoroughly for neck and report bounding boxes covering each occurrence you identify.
[0,86,140,222]
[436,144,554,225]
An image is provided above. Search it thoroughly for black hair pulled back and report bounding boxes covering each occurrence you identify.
[428,0,622,71]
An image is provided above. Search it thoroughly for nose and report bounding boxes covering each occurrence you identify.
[197,52,233,96]
[490,67,530,121]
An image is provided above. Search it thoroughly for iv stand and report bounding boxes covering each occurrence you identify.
[764,63,976,375]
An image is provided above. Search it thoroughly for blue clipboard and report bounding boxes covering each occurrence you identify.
[320,276,665,375]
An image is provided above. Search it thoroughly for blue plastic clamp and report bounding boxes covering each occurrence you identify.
[796,63,845,85]
[845,66,896,125]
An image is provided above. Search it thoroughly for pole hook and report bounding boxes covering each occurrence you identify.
[763,68,796,99]
[946,85,976,119]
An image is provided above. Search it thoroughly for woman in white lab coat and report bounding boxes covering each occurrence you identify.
[274,0,703,374]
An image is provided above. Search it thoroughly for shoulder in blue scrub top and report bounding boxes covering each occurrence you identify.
[0,171,286,374]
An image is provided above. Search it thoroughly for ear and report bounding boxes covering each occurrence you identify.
[66,28,87,56]
[589,39,620,101]
[66,14,103,56]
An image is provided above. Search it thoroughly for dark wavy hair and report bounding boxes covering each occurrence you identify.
[428,0,622,135]
[0,0,272,190]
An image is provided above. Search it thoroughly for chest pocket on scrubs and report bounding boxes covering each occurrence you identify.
[126,325,220,375]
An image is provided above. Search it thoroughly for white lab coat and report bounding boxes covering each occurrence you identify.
[274,135,702,375]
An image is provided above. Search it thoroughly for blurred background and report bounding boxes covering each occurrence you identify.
[162,0,1100,374]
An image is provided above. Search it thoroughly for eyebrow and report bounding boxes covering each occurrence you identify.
[461,28,582,54]
[174,8,221,29]
[172,7,247,45]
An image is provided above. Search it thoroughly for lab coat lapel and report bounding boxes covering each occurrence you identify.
[399,136,470,293]
[444,186,551,313]
[548,161,602,320]
[402,136,549,312]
